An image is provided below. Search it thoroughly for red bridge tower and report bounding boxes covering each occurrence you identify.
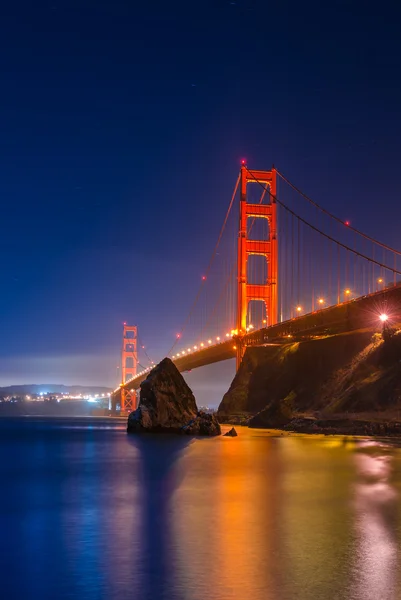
[237,165,278,368]
[120,323,138,412]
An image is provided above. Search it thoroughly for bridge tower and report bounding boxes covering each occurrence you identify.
[120,323,138,413]
[236,165,278,368]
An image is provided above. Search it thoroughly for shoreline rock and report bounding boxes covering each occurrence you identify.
[181,411,221,436]
[223,427,238,437]
[127,358,220,436]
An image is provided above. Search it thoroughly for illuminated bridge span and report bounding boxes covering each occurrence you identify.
[114,164,401,412]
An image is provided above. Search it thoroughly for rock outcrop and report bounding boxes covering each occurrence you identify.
[223,427,238,437]
[127,358,220,436]
[181,411,221,436]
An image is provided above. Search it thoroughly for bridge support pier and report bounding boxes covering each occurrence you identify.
[236,165,278,370]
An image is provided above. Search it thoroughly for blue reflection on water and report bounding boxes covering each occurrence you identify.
[0,418,400,600]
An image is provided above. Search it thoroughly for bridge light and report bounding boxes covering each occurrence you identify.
[226,333,230,337]
[233,345,237,350]
[296,306,302,312]
[249,324,254,329]
[187,348,191,352]
[345,220,350,226]
[200,342,204,347]
[194,345,198,350]
[216,336,220,341]
[208,339,212,344]
[202,275,206,280]
[344,289,351,296]
[377,278,384,284]
[318,298,325,305]
[262,319,267,324]
[379,314,388,322]
[241,158,246,165]
[182,350,186,354]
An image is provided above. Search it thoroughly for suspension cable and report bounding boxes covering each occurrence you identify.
[276,169,401,257]
[246,167,401,275]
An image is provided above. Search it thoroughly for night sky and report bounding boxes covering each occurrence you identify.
[1,1,401,401]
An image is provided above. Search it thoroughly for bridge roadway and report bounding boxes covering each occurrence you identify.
[115,283,401,396]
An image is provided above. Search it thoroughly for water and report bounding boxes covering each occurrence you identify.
[0,417,400,600]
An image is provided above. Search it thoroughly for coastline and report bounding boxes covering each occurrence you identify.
[219,414,401,437]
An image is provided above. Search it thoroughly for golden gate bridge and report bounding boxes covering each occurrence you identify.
[113,163,401,413]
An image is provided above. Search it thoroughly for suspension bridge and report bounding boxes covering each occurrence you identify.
[112,163,401,413]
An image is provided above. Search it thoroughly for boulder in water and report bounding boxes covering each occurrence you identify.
[223,427,238,437]
[181,411,221,436]
[127,358,220,436]
[127,358,198,433]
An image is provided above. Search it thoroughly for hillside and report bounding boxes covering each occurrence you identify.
[218,328,401,433]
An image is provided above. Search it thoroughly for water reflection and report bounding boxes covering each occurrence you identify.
[172,435,283,600]
[351,441,398,600]
[127,435,193,600]
[2,420,401,600]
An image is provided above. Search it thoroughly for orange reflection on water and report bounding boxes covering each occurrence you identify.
[171,431,283,600]
[351,442,398,600]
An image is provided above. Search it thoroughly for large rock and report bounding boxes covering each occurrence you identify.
[181,411,221,436]
[127,358,220,435]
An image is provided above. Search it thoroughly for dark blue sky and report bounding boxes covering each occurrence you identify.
[1,0,400,397]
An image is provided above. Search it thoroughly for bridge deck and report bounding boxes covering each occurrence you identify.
[115,283,401,395]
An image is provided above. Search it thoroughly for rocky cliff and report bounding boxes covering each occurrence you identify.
[218,329,401,429]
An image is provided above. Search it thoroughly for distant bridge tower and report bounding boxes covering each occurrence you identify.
[120,323,138,412]
[237,165,278,368]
